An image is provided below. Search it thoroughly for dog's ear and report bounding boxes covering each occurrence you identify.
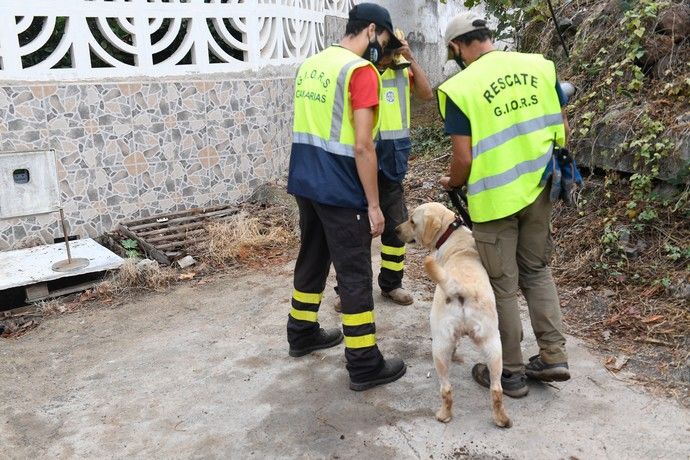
[421,215,442,247]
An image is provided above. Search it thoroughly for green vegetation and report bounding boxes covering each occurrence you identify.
[121,239,141,259]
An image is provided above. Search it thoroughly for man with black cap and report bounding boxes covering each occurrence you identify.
[437,12,572,398]
[285,2,406,391]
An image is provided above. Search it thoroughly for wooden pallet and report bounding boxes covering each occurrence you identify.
[24,272,107,303]
[118,204,240,265]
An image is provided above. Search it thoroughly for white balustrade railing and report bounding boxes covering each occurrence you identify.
[0,0,354,81]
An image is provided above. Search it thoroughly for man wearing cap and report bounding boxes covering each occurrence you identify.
[437,12,572,398]
[374,38,434,307]
[286,2,406,391]
[333,36,434,311]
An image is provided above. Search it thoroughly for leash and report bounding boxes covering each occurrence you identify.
[446,188,472,230]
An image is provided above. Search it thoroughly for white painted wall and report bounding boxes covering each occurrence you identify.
[369,0,516,88]
[0,0,354,81]
[374,0,479,87]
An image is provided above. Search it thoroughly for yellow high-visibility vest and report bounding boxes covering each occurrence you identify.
[288,45,382,209]
[379,68,410,140]
[438,51,565,222]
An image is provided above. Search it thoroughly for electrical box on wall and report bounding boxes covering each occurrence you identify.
[0,150,60,219]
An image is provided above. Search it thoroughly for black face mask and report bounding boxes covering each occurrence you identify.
[365,34,384,65]
[452,49,466,70]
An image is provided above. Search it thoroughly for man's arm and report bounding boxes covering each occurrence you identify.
[397,39,433,101]
[439,98,473,190]
[353,107,384,237]
[440,134,472,190]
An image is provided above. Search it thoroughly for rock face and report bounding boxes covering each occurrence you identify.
[572,2,690,185]
[576,103,690,184]
[641,34,674,68]
[656,3,690,42]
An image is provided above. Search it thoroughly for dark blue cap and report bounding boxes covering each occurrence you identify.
[349,3,402,49]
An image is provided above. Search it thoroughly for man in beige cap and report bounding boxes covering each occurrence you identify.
[436,12,572,398]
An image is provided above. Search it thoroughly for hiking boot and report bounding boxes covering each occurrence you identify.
[471,363,529,398]
[289,328,343,357]
[333,296,342,313]
[349,358,406,391]
[525,355,570,382]
[381,288,414,306]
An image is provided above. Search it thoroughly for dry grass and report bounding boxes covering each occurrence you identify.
[36,298,70,316]
[550,175,689,402]
[112,258,178,291]
[204,211,296,267]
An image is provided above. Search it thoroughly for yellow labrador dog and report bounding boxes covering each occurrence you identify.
[396,202,511,428]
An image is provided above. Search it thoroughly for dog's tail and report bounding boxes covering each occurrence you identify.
[424,255,469,304]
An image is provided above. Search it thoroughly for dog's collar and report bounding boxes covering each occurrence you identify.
[435,216,468,250]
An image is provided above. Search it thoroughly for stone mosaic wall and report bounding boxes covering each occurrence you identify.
[0,74,294,250]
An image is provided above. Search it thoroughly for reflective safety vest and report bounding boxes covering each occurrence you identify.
[438,51,565,223]
[287,45,381,210]
[379,68,410,140]
[377,68,412,183]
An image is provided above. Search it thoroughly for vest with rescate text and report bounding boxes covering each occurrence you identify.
[438,51,565,222]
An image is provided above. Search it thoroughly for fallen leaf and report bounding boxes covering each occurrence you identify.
[604,354,629,372]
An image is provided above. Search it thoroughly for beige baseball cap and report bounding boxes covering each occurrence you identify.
[444,12,489,59]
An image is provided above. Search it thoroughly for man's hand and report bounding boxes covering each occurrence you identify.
[368,205,385,237]
[439,176,453,191]
[396,38,413,61]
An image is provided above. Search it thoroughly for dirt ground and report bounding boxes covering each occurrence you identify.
[1,242,689,459]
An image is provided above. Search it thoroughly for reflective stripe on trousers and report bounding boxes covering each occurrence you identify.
[342,311,376,348]
[381,244,405,272]
[290,288,323,323]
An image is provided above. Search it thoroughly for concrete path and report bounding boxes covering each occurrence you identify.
[2,246,689,459]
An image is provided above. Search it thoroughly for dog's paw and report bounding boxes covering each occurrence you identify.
[435,410,452,423]
[494,415,512,429]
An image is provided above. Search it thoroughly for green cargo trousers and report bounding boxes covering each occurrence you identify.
[472,187,567,374]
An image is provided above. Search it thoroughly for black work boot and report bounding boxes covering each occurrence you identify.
[289,328,343,357]
[525,354,570,382]
[471,363,529,398]
[349,358,406,391]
